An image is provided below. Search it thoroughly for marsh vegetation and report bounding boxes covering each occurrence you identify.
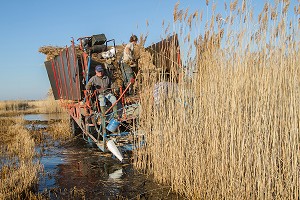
[0,97,70,199]
[1,0,299,199]
[135,1,300,199]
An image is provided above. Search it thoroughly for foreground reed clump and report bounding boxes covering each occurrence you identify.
[48,113,73,141]
[135,1,299,199]
[0,117,43,199]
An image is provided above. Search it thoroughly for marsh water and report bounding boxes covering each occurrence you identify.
[23,113,64,121]
[23,114,183,200]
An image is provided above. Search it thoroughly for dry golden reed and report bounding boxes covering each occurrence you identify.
[48,113,73,141]
[0,117,42,199]
[38,45,82,61]
[0,94,63,117]
[230,0,238,11]
[134,1,300,199]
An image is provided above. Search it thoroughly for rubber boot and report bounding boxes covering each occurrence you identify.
[113,106,118,118]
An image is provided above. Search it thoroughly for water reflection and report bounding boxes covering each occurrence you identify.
[38,155,65,192]
[23,113,64,121]
[25,124,47,130]
[108,168,123,180]
[21,114,182,199]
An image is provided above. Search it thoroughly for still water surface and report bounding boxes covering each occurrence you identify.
[23,114,182,199]
[23,113,64,121]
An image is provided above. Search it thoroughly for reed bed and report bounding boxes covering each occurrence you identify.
[48,113,73,141]
[0,94,63,117]
[135,1,300,199]
[0,115,69,199]
[0,117,43,199]
[27,93,64,114]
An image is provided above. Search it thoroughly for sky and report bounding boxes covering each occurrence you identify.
[0,0,298,100]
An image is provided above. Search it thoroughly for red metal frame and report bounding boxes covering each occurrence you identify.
[44,34,182,161]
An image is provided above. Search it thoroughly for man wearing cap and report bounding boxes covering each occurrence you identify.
[86,65,118,117]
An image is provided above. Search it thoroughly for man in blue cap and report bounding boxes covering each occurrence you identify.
[86,64,118,117]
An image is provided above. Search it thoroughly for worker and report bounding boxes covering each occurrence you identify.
[86,65,118,118]
[121,34,139,94]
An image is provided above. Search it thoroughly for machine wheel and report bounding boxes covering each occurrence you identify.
[70,117,82,136]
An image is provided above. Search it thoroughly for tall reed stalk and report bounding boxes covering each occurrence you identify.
[135,1,300,199]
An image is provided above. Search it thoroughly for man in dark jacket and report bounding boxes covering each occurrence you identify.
[86,65,118,117]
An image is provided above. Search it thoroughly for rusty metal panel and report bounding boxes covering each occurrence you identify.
[45,61,60,100]
[54,56,66,99]
[67,46,81,100]
[44,46,82,101]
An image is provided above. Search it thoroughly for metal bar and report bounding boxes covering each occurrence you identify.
[60,51,69,99]
[101,114,107,150]
[81,52,88,85]
[120,87,127,118]
[51,60,61,98]
[105,81,132,114]
[85,53,91,85]
[71,38,81,102]
[54,59,64,98]
[83,127,106,152]
[66,47,74,101]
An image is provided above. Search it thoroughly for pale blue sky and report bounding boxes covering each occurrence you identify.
[0,0,297,100]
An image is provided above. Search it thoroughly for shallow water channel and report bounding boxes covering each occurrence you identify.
[24,114,183,200]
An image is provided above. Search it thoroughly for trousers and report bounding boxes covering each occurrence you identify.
[98,92,117,107]
[122,62,134,86]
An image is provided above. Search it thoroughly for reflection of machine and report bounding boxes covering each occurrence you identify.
[43,33,180,162]
[108,168,123,180]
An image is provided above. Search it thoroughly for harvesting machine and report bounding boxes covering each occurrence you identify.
[42,33,180,162]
